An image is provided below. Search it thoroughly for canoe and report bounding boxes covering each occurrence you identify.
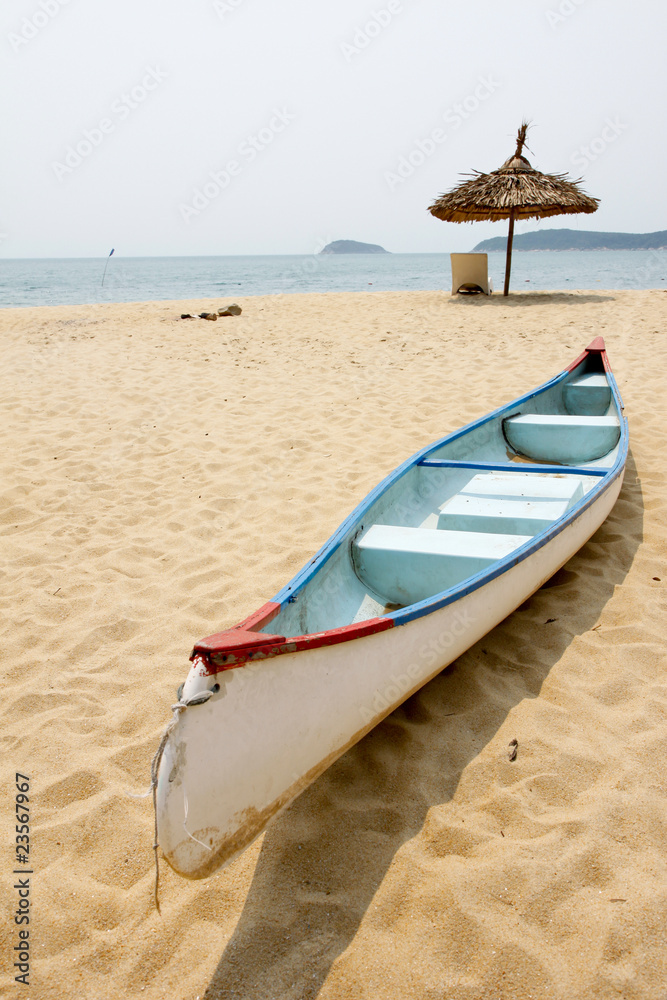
[156,337,627,879]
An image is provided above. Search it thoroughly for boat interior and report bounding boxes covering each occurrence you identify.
[263,355,623,636]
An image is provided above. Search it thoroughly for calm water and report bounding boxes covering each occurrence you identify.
[1,250,665,308]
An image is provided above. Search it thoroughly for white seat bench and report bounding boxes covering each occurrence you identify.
[563,373,611,416]
[458,472,585,505]
[437,494,570,535]
[353,524,531,606]
[504,414,620,464]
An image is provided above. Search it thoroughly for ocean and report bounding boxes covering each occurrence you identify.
[1,250,665,308]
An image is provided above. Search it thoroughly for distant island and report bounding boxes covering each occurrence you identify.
[472,229,667,252]
[320,240,389,254]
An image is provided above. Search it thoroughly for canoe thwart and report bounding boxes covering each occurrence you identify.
[437,494,571,536]
[503,414,620,464]
[563,374,611,416]
[353,524,531,606]
[458,472,585,504]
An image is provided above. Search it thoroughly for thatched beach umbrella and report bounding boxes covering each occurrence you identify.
[428,123,600,295]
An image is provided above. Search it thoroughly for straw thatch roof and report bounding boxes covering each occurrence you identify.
[428,123,600,223]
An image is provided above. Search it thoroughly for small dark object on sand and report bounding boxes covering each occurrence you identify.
[218,304,242,316]
[180,313,195,319]
[508,739,518,761]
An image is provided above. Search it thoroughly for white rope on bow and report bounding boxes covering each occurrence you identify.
[150,690,213,913]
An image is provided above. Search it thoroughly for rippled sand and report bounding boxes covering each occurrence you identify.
[1,290,666,999]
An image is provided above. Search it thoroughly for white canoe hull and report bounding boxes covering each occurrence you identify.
[157,470,623,878]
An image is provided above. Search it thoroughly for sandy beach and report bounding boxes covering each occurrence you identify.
[1,288,666,1000]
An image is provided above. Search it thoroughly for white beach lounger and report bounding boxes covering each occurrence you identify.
[450,252,492,295]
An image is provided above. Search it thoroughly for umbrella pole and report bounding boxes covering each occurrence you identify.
[503,208,516,296]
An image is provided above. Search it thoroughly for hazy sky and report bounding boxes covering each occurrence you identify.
[2,0,664,258]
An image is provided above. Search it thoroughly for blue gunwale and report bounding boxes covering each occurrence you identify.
[271,362,627,632]
[418,459,609,476]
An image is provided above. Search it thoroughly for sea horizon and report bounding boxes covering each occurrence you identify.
[1,249,665,308]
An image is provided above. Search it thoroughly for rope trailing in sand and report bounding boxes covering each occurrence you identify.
[150,690,213,913]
